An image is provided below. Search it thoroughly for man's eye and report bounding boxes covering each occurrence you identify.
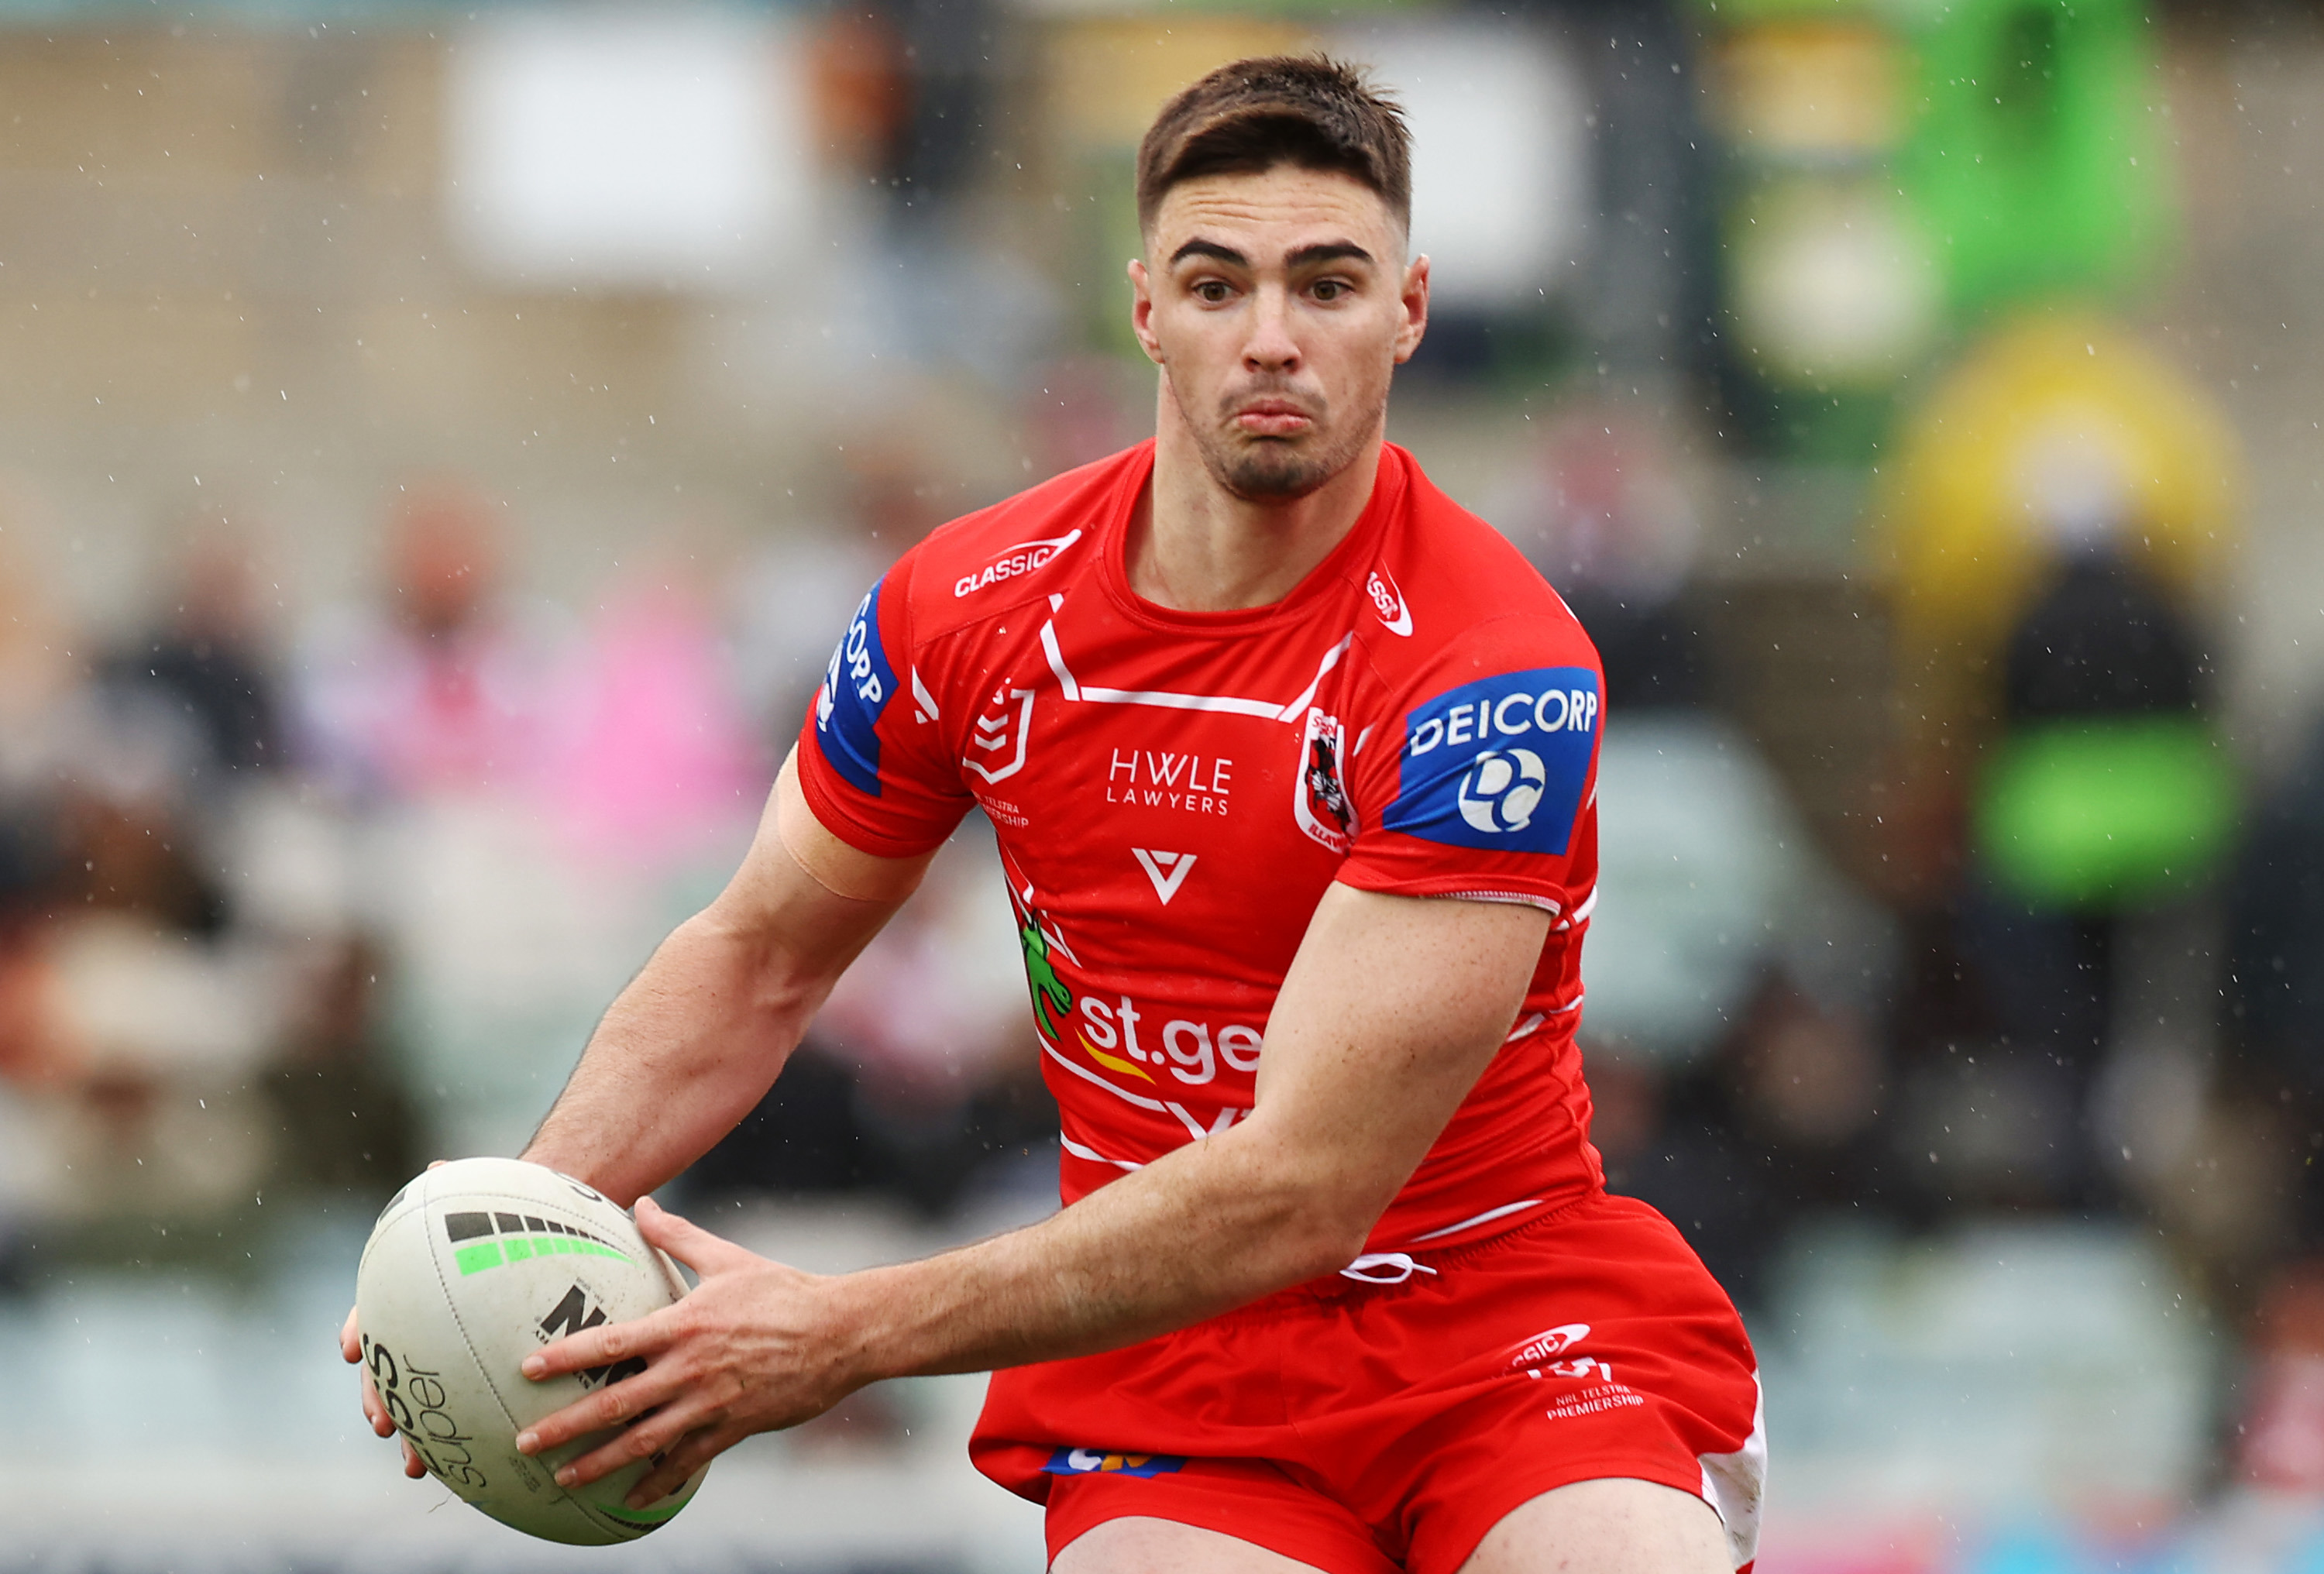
[1312,280,1347,302]
[1194,281,1232,304]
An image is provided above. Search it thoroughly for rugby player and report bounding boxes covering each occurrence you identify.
[346,55,1762,1572]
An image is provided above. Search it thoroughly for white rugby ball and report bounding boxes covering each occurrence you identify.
[356,1157,708,1544]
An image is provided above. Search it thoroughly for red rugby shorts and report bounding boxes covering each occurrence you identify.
[971,1193,1764,1574]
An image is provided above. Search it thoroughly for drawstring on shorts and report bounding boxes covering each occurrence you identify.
[1339,1253,1438,1285]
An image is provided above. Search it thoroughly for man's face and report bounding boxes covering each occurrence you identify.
[1132,163,1428,502]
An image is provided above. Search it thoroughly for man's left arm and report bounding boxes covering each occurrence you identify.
[517,882,1549,1505]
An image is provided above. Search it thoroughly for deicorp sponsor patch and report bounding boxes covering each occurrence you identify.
[1382,667,1598,855]
[814,579,897,796]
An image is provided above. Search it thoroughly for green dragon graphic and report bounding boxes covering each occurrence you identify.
[1018,913,1074,1043]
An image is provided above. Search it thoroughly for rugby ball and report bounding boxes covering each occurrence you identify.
[356,1157,708,1544]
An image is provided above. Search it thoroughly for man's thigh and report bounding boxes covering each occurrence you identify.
[1459,1479,1730,1574]
[1053,1517,1332,1574]
[1040,1456,1401,1574]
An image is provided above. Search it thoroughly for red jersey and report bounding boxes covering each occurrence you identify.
[796,440,1607,1253]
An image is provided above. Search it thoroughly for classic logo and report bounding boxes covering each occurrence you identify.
[1293,707,1354,854]
[964,686,1035,784]
[1367,566,1413,637]
[1384,667,1597,854]
[1507,1322,1593,1370]
[954,530,1082,598]
[814,582,896,798]
[1131,848,1196,905]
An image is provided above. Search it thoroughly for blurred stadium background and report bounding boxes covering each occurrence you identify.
[0,0,2319,1569]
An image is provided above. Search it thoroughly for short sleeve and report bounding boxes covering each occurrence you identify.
[1337,613,1602,916]
[793,548,975,858]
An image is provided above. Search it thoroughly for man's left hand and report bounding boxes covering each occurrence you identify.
[514,1197,861,1507]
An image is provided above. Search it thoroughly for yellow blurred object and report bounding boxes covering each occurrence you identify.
[1710,20,1905,158]
[1877,314,2239,737]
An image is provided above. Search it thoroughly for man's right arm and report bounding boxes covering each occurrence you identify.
[346,745,933,1469]
[521,747,937,1204]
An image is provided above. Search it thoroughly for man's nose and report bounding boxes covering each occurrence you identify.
[1242,284,1301,373]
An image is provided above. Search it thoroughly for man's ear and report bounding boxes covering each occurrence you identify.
[1393,253,1431,366]
[1128,258,1165,366]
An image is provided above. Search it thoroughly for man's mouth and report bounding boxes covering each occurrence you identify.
[1231,398,1315,438]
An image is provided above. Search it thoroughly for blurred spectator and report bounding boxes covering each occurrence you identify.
[731,514,892,751]
[731,434,949,744]
[1492,399,1895,1305]
[554,569,764,871]
[805,4,912,180]
[1491,403,1707,709]
[2226,718,2324,1492]
[297,486,567,801]
[682,824,1055,1220]
[98,521,284,788]
[0,686,292,1243]
[1951,504,2232,1211]
[264,934,417,1199]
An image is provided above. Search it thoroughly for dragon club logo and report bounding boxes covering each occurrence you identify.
[1293,707,1354,854]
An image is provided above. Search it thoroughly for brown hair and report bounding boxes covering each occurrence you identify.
[1135,55,1411,237]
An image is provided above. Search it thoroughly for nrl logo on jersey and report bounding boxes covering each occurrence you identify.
[965,686,1035,784]
[1293,707,1354,854]
[954,530,1083,598]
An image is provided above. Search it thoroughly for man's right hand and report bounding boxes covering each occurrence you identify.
[346,1158,449,1481]
[342,1304,429,1479]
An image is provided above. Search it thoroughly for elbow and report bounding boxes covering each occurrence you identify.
[1227,1134,1390,1284]
[1276,1194,1377,1284]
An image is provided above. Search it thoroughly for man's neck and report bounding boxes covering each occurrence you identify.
[1126,386,1384,613]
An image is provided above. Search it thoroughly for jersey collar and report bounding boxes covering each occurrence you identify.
[1097,440,1411,637]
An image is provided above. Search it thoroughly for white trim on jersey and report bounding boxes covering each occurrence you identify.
[1040,616,1356,724]
[1407,1198,1548,1243]
[1039,1036,1170,1113]
[1274,633,1356,720]
[1060,1132,1143,1173]
[1698,1374,1766,1569]
[1439,889,1563,915]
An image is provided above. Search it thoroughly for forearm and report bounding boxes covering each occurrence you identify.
[820,887,1550,1387]
[514,888,1552,1504]
[838,1115,1374,1381]
[521,909,829,1206]
[518,758,927,1204]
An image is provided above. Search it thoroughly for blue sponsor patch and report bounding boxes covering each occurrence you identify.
[1382,667,1598,855]
[1040,1447,1188,1479]
[813,580,897,797]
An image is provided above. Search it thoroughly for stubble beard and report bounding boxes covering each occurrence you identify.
[1171,372,1386,503]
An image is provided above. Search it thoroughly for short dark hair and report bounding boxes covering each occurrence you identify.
[1136,55,1411,238]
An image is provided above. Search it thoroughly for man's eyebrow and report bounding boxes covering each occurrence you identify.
[1167,239,1377,270]
[1285,242,1375,269]
[1170,239,1248,267]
